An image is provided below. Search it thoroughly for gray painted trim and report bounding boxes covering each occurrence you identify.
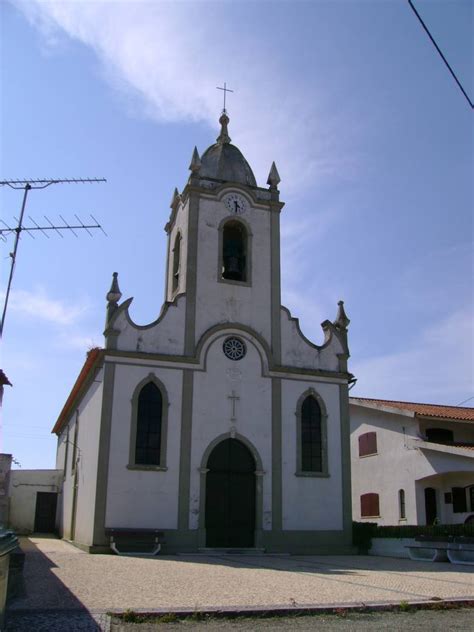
[270,203,281,363]
[128,373,169,469]
[170,230,182,299]
[184,194,200,355]
[216,215,253,288]
[177,370,194,530]
[63,428,69,480]
[295,388,329,476]
[198,432,264,548]
[339,383,353,539]
[71,411,79,475]
[164,228,171,303]
[271,377,282,531]
[104,347,352,383]
[92,361,116,547]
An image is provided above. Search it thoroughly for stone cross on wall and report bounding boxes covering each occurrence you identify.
[228,390,240,423]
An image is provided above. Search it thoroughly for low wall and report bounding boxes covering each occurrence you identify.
[368,537,416,559]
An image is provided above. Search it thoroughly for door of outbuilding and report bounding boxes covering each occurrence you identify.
[34,492,58,533]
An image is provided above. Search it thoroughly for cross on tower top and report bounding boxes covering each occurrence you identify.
[216,82,234,113]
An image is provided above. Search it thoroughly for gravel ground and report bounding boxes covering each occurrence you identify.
[5,536,474,632]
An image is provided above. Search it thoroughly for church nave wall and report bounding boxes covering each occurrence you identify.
[281,378,344,531]
[104,363,183,530]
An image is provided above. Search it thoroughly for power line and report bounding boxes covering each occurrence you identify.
[408,0,473,109]
[456,396,474,406]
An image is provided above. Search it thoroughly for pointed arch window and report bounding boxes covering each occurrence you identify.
[222,221,247,282]
[172,232,182,294]
[296,390,328,477]
[128,377,169,471]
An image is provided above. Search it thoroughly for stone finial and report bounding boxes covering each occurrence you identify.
[334,300,350,330]
[106,272,122,305]
[170,187,180,207]
[216,111,231,145]
[189,146,201,173]
[267,161,281,189]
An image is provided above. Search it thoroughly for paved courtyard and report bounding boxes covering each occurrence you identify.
[6,536,474,629]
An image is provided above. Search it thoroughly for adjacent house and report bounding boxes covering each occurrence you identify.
[350,397,474,526]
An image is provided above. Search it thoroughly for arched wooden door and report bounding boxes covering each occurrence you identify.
[205,439,256,547]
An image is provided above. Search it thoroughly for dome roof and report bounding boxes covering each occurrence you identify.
[199,112,257,187]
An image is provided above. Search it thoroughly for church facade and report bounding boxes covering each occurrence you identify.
[53,112,354,554]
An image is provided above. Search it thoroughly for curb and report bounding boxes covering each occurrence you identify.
[106,597,474,620]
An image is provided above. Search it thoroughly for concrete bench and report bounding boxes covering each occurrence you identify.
[406,536,450,562]
[104,528,164,556]
[447,538,474,566]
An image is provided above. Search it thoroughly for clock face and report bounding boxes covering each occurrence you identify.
[224,193,247,215]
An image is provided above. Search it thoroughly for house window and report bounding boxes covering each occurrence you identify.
[399,489,406,520]
[452,487,467,513]
[470,487,474,511]
[358,431,377,457]
[361,493,380,518]
[296,389,328,476]
[172,232,181,294]
[222,221,247,282]
[136,383,162,465]
[425,428,454,443]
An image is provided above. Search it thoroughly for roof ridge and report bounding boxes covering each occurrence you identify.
[350,396,474,410]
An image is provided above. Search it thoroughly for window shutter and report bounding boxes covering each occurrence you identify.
[361,493,379,517]
[359,432,377,457]
[367,432,377,454]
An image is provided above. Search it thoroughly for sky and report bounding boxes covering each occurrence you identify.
[1,0,472,470]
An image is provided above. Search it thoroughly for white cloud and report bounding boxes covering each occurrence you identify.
[350,307,474,405]
[13,0,360,193]
[57,332,103,351]
[5,287,88,326]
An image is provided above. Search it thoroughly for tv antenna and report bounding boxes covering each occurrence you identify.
[0,177,107,337]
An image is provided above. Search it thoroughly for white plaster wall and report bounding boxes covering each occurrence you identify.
[190,334,272,531]
[350,406,419,526]
[9,469,62,533]
[282,380,343,530]
[112,296,186,356]
[280,308,343,371]
[72,374,104,545]
[194,195,273,344]
[105,363,182,529]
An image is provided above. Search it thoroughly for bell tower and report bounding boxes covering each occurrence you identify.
[164,111,284,358]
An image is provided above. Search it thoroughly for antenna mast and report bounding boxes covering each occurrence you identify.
[0,177,107,337]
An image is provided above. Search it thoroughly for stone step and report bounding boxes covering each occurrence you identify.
[197,547,266,555]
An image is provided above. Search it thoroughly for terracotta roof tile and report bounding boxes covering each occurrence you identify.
[52,348,103,435]
[350,397,474,422]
